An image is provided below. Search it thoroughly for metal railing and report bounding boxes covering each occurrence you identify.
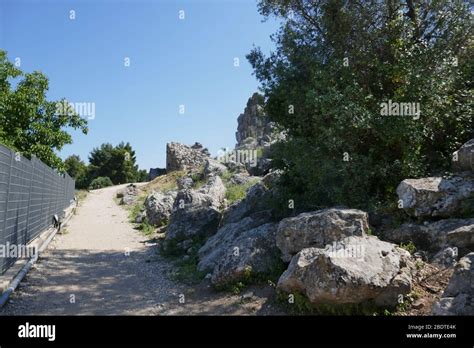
[0,143,75,274]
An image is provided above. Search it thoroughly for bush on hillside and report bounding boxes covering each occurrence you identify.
[248,0,474,213]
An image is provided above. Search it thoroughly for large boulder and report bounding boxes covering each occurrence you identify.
[176,176,194,190]
[432,247,459,268]
[163,176,226,253]
[452,139,474,174]
[144,190,177,226]
[277,236,413,307]
[383,218,474,254]
[276,208,370,262]
[208,223,282,287]
[198,212,274,273]
[228,173,261,186]
[396,176,474,218]
[119,184,139,205]
[221,182,274,225]
[166,142,210,172]
[204,158,228,178]
[247,157,272,176]
[432,253,474,315]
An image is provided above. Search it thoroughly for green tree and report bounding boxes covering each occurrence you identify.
[88,142,141,184]
[64,155,86,179]
[0,50,88,170]
[64,155,89,189]
[248,0,473,212]
[136,169,149,182]
[88,143,115,179]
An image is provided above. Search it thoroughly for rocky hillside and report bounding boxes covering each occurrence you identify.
[233,93,285,176]
[235,92,278,149]
[120,94,473,315]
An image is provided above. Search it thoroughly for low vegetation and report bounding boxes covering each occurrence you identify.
[225,179,259,204]
[88,176,113,190]
[142,171,185,193]
[75,189,88,203]
[399,241,417,255]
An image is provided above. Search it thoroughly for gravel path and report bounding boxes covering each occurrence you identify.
[0,185,180,315]
[0,185,277,315]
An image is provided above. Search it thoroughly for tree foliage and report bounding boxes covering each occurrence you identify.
[248,0,473,212]
[0,50,88,170]
[64,155,89,189]
[66,142,147,189]
[88,142,143,185]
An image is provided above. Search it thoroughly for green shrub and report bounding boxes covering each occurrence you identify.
[399,241,417,254]
[248,1,474,213]
[138,221,155,236]
[128,203,144,222]
[88,176,113,190]
[225,179,260,204]
[169,253,207,285]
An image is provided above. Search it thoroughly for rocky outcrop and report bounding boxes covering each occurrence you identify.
[204,158,228,178]
[144,190,177,226]
[234,93,286,177]
[118,184,139,205]
[223,160,247,174]
[432,247,459,268]
[248,157,273,177]
[198,213,275,273]
[235,93,276,148]
[166,142,210,172]
[190,170,283,286]
[207,223,282,287]
[383,218,474,254]
[221,180,275,226]
[452,139,474,174]
[228,173,261,186]
[396,176,474,218]
[163,176,226,253]
[176,176,194,190]
[135,210,147,224]
[276,209,370,262]
[277,236,413,307]
[432,252,474,315]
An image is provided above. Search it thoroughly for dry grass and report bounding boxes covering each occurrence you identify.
[393,262,453,316]
[141,171,185,194]
[75,190,88,206]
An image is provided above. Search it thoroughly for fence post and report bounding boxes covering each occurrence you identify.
[2,150,14,238]
[24,157,35,243]
[64,175,69,209]
[0,150,13,274]
[39,163,47,232]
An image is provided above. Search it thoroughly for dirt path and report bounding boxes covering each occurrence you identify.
[0,185,277,315]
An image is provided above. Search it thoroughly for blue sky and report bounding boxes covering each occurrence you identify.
[0,0,279,170]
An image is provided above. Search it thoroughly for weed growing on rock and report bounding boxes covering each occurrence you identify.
[399,241,417,254]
